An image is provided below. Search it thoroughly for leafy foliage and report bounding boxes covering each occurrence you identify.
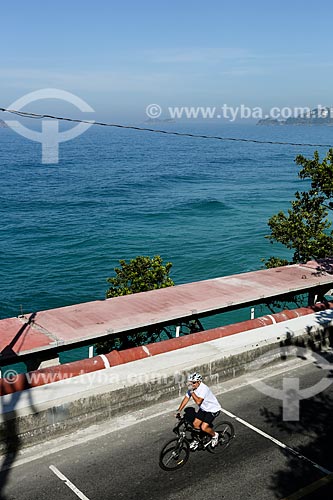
[264,149,333,267]
[297,149,333,199]
[96,256,175,354]
[264,257,290,269]
[106,255,174,298]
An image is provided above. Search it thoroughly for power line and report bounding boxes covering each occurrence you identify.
[0,107,332,148]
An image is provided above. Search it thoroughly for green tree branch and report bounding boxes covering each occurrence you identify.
[264,149,333,267]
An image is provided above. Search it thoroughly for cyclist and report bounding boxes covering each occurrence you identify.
[176,372,221,449]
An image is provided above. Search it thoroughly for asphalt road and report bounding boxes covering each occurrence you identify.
[1,355,333,500]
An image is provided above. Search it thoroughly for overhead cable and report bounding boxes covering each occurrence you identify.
[0,107,332,148]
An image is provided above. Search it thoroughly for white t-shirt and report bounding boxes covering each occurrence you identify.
[194,382,222,413]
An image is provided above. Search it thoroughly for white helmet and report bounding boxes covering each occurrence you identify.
[188,372,202,382]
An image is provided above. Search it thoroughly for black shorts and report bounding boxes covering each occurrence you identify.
[196,408,220,426]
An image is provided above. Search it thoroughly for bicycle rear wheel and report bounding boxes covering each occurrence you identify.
[208,421,235,454]
[159,438,190,471]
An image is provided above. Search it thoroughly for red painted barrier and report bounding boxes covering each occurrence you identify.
[0,355,105,395]
[0,302,331,396]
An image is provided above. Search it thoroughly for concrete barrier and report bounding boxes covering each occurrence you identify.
[1,308,333,453]
[0,303,330,396]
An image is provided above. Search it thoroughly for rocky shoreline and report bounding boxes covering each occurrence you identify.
[257,106,333,126]
[257,117,333,126]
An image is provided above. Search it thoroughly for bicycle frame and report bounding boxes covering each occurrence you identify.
[173,416,213,449]
[159,415,235,470]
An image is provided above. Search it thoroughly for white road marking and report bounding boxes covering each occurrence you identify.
[220,407,332,475]
[99,354,110,369]
[142,346,151,356]
[49,465,90,500]
[0,356,315,470]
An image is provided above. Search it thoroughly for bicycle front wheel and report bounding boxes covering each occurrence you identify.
[159,438,190,471]
[208,421,235,454]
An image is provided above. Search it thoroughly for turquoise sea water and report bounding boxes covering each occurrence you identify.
[1,122,332,320]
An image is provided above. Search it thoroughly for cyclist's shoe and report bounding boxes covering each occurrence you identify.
[189,439,199,451]
[211,432,219,448]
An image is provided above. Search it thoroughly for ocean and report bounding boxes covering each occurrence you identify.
[1,122,332,321]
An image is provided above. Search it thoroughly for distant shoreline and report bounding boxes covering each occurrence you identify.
[257,118,333,126]
[257,106,333,127]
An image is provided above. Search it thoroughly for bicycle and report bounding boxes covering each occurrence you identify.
[159,411,235,471]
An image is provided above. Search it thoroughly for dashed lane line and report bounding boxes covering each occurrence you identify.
[49,465,90,500]
[282,473,333,499]
[220,407,332,476]
[0,357,316,471]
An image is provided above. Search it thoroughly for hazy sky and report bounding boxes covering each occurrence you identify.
[1,0,333,121]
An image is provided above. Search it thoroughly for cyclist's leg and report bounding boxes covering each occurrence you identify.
[192,417,203,431]
[189,416,202,449]
[196,409,216,437]
[201,421,215,437]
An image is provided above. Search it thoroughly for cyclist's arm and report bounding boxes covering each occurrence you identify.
[177,390,203,414]
[191,391,203,406]
[177,395,190,413]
